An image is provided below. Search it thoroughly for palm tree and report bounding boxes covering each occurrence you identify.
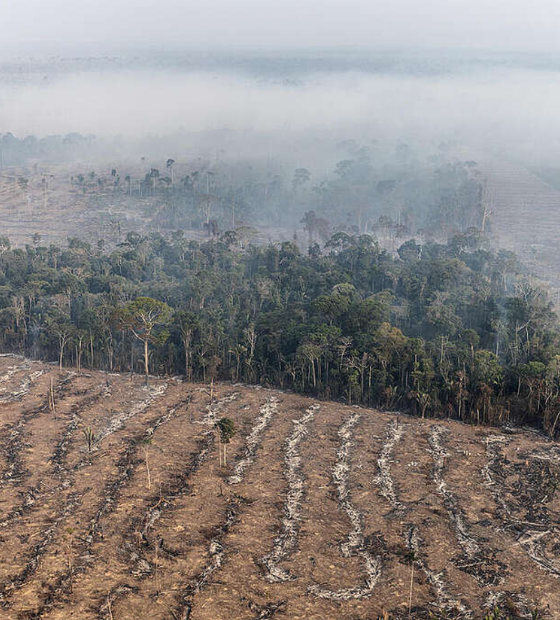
[166,159,175,185]
[216,417,236,466]
[149,169,160,196]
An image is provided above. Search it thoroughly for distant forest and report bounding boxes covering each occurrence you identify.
[0,132,483,236]
[0,227,559,436]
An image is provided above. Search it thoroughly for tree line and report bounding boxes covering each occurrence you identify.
[0,228,558,434]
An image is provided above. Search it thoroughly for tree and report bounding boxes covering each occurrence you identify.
[83,426,95,453]
[175,311,198,381]
[147,168,160,195]
[75,329,86,372]
[166,158,175,185]
[46,309,74,371]
[216,417,236,466]
[409,390,431,419]
[292,167,311,191]
[119,297,172,385]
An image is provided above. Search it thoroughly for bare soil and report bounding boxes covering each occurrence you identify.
[0,356,557,619]
[0,165,296,250]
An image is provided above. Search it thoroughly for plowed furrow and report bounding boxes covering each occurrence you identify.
[260,403,319,582]
[80,391,241,619]
[170,496,247,620]
[0,380,173,612]
[406,526,472,618]
[376,419,406,512]
[0,373,76,488]
[0,387,105,530]
[0,492,82,605]
[0,369,44,404]
[428,426,480,558]
[227,396,278,485]
[25,395,194,618]
[309,412,381,600]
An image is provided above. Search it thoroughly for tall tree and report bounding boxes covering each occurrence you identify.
[166,158,175,185]
[119,297,172,385]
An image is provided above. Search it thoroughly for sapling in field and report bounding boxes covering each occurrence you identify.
[48,376,56,414]
[216,417,236,467]
[406,549,417,619]
[83,426,95,452]
[64,526,75,590]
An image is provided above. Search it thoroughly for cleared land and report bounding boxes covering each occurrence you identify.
[0,356,557,618]
[482,160,560,297]
[0,165,155,248]
[0,165,294,250]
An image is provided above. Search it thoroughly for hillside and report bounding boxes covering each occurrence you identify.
[0,356,557,618]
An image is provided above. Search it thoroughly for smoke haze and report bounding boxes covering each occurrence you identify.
[2,60,560,166]
[2,0,560,52]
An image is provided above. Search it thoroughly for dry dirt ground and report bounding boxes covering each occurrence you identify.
[0,165,296,250]
[0,355,558,618]
[0,165,158,248]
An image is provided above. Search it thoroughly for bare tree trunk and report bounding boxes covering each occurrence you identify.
[59,339,65,372]
[77,338,83,372]
[144,339,149,387]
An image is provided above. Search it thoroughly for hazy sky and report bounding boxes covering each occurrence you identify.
[2,0,560,54]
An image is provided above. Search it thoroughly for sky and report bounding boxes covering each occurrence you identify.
[2,0,560,54]
[3,0,560,163]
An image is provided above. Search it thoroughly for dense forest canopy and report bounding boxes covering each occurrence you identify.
[0,227,558,435]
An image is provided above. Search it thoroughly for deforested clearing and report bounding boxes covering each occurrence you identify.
[0,357,557,619]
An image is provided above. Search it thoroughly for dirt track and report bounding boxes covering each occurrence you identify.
[0,356,557,618]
